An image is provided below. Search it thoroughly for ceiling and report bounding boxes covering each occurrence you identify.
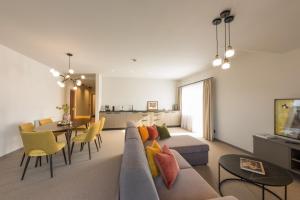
[0,0,299,79]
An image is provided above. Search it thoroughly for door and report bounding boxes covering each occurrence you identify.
[70,90,76,121]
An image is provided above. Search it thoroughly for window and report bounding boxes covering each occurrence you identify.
[181,82,203,137]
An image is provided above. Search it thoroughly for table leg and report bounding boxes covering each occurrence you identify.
[262,185,265,200]
[285,185,287,200]
[65,130,72,165]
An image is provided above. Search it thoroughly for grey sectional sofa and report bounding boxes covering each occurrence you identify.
[119,122,238,200]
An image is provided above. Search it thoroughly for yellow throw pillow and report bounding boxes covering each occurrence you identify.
[146,140,161,177]
[138,126,149,143]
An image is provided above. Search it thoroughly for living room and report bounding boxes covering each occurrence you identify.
[0,1,300,200]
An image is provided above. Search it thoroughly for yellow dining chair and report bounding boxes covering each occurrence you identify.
[74,116,91,135]
[20,131,67,180]
[39,118,53,126]
[71,121,101,160]
[96,117,106,146]
[19,123,34,167]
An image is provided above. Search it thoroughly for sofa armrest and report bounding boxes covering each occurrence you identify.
[208,196,238,200]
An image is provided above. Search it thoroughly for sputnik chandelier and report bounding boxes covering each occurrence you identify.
[212,9,235,69]
[50,53,85,90]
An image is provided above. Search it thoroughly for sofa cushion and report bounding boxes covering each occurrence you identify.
[157,135,209,154]
[147,125,159,140]
[156,125,171,139]
[120,139,159,200]
[138,126,149,142]
[154,168,219,200]
[170,149,191,169]
[145,140,162,177]
[154,145,180,189]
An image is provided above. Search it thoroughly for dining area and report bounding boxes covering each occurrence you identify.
[18,117,106,180]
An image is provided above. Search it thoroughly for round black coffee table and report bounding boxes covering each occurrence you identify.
[218,154,293,200]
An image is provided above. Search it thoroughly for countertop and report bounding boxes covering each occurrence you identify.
[99,110,180,113]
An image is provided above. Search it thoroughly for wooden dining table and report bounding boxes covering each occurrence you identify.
[34,119,90,165]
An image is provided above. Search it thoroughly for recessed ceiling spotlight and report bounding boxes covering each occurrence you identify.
[131,58,137,62]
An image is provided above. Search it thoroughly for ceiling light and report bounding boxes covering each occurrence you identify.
[225,45,235,58]
[68,69,74,74]
[221,58,231,70]
[57,81,65,88]
[211,9,235,70]
[225,15,235,58]
[51,53,83,89]
[212,18,222,67]
[76,80,82,86]
[52,70,60,77]
[212,55,222,67]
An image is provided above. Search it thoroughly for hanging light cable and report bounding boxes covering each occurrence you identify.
[212,18,222,67]
[222,20,231,70]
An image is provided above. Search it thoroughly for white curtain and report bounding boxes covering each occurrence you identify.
[181,82,203,137]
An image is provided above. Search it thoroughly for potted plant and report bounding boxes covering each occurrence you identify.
[56,104,70,122]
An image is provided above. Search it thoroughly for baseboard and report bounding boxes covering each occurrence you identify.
[0,148,22,160]
[214,138,253,155]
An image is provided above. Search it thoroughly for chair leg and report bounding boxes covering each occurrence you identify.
[88,142,91,160]
[71,142,75,156]
[94,139,99,152]
[97,135,101,148]
[39,156,42,166]
[55,136,58,142]
[49,155,53,178]
[81,143,85,152]
[35,157,39,168]
[20,152,26,167]
[62,148,67,165]
[21,156,31,180]
[46,155,49,163]
[100,135,103,143]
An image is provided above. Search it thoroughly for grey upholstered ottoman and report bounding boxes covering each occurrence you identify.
[157,135,209,166]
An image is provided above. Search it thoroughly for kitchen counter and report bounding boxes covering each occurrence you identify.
[99,110,181,129]
[100,110,179,113]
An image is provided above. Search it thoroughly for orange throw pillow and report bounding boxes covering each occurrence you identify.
[154,145,180,189]
[138,126,149,142]
[145,140,161,177]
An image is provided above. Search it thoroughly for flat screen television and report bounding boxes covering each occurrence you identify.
[274,99,300,141]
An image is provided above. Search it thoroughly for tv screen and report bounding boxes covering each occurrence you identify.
[275,99,300,140]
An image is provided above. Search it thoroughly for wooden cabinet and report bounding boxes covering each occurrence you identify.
[99,111,181,129]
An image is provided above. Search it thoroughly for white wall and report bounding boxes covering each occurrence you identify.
[178,49,300,152]
[0,45,64,157]
[102,77,177,110]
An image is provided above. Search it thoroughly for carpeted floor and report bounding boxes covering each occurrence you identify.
[0,130,125,200]
[0,128,299,200]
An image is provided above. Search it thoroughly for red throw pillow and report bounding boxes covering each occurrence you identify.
[147,125,159,140]
[154,145,180,189]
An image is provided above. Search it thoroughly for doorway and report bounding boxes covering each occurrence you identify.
[69,74,96,122]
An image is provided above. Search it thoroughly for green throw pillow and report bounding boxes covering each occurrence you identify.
[156,125,171,139]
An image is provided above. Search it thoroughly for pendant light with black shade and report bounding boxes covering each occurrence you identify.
[212,18,222,67]
[225,15,235,58]
[211,9,235,70]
